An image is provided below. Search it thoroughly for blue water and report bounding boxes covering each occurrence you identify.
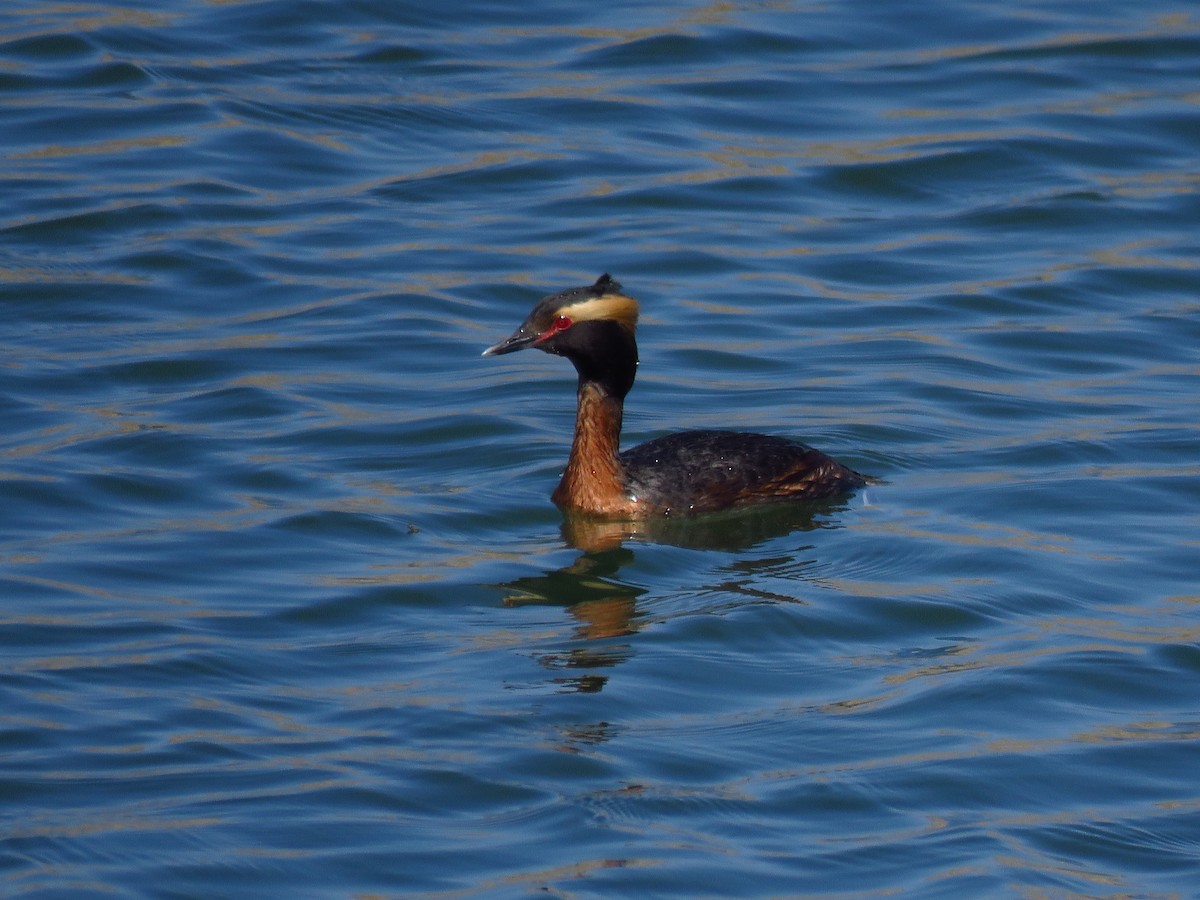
[3,1,1199,896]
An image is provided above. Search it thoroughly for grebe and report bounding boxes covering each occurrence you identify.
[483,274,866,518]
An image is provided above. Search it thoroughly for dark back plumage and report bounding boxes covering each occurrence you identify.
[622,430,866,516]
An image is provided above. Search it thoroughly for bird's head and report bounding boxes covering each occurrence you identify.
[483,274,640,397]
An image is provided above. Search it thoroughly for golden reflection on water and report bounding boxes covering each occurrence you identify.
[4,6,173,43]
[8,134,187,161]
[0,267,145,285]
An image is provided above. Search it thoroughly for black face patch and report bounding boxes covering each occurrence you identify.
[539,319,639,398]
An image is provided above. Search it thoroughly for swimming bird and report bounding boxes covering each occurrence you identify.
[483,274,866,517]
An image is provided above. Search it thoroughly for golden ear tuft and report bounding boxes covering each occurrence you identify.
[557,292,640,332]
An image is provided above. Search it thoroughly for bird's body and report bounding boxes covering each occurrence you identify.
[622,429,862,515]
[484,274,866,518]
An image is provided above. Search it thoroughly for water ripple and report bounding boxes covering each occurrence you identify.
[3,0,1200,895]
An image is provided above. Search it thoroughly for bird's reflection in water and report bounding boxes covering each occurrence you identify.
[500,547,640,692]
[497,499,857,692]
[501,546,642,637]
[559,499,846,553]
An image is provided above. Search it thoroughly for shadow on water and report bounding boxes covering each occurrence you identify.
[492,497,858,690]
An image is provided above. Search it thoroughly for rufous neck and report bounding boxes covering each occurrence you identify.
[551,380,632,516]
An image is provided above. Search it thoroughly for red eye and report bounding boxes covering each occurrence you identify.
[537,315,573,343]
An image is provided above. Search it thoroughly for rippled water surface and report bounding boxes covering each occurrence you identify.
[3,1,1199,895]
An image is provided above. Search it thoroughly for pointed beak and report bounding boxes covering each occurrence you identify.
[482,325,539,357]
